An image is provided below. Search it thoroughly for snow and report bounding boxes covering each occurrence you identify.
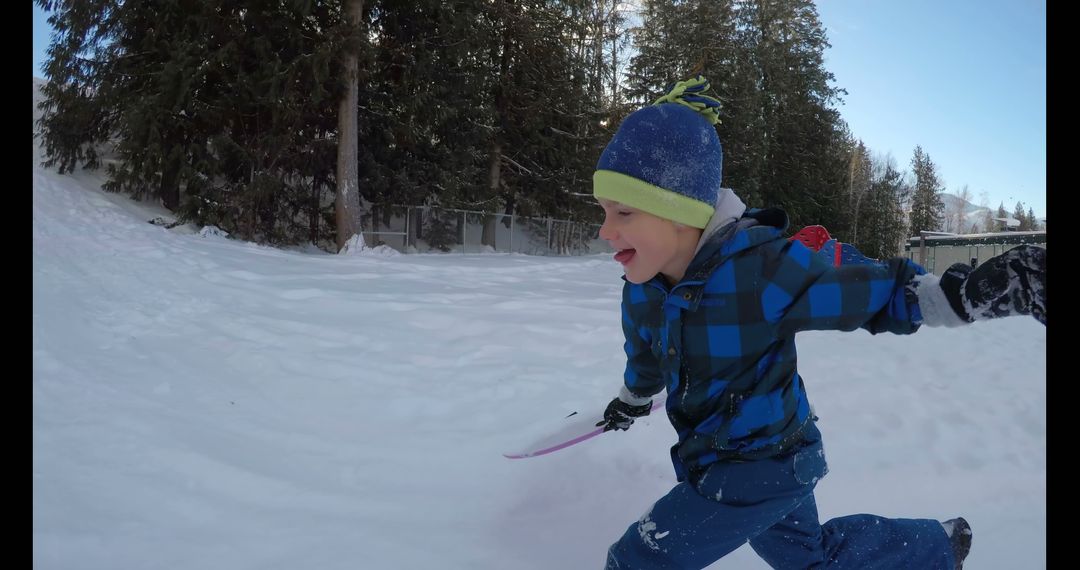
[34,79,1045,569]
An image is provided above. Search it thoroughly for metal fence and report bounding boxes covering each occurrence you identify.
[360,205,612,256]
[904,230,1046,274]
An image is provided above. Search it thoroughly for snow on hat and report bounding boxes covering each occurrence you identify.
[593,75,723,229]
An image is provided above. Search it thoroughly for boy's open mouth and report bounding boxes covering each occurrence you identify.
[614,249,636,265]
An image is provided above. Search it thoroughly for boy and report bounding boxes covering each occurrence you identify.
[593,76,1045,569]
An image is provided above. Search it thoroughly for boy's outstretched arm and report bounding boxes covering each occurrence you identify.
[763,240,1045,337]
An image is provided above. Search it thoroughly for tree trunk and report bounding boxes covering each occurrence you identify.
[370,204,379,242]
[482,141,502,248]
[309,173,322,245]
[481,214,497,249]
[483,0,513,250]
[160,156,180,211]
[413,207,424,243]
[502,195,515,229]
[335,0,365,252]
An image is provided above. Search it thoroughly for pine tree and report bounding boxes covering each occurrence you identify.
[854,153,907,259]
[1013,201,1028,231]
[38,0,348,246]
[908,145,945,234]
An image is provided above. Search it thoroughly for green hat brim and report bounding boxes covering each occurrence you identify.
[593,170,714,229]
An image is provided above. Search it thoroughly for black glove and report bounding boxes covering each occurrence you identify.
[596,397,652,432]
[939,245,1045,325]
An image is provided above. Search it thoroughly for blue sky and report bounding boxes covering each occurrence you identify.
[33,1,1046,217]
[33,3,49,78]
[815,0,1045,217]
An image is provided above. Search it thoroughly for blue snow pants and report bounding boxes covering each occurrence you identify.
[605,422,955,569]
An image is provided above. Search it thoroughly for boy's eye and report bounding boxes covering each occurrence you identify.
[617,210,633,217]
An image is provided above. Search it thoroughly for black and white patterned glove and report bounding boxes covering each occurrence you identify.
[596,389,652,432]
[939,245,1045,325]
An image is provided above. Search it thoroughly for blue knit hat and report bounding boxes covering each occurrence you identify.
[593,76,723,229]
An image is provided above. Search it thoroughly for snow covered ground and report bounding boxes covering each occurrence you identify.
[34,79,1045,569]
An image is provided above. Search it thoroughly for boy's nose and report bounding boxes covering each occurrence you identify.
[598,219,617,242]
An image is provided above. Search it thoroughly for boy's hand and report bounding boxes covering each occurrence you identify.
[596,397,652,432]
[940,245,1045,325]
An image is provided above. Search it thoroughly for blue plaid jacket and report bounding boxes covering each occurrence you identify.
[620,208,926,480]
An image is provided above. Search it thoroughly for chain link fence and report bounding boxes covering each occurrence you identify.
[361,205,612,256]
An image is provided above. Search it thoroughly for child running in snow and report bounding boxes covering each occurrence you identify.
[592,76,1045,570]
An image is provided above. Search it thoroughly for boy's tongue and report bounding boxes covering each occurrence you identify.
[614,249,636,265]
